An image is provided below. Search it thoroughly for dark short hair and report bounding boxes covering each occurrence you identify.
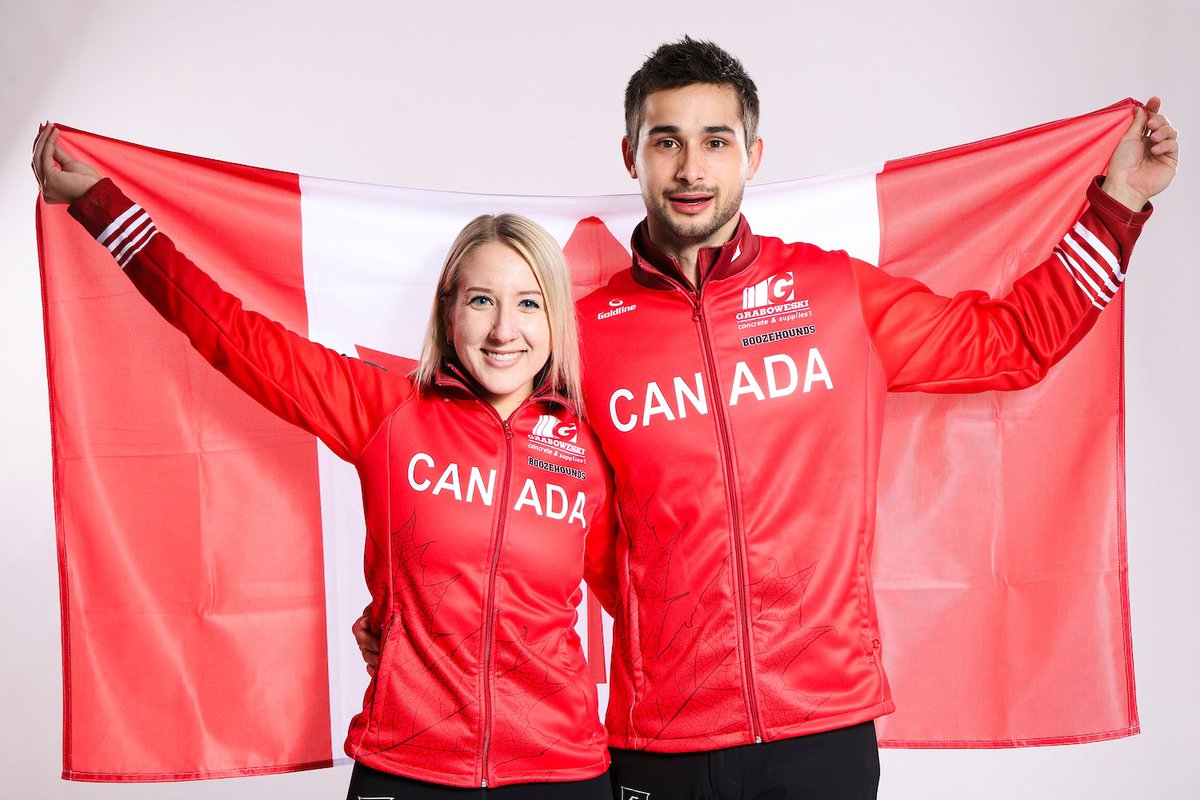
[624,36,760,152]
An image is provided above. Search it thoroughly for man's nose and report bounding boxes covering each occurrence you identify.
[675,145,703,184]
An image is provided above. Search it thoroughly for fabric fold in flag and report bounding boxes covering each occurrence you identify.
[38,101,1138,781]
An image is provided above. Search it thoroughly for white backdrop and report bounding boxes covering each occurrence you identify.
[2,2,1196,797]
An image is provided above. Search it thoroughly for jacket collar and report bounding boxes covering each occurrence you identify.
[432,360,572,412]
[630,214,762,293]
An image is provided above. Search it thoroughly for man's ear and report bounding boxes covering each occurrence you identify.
[746,136,764,180]
[622,136,637,179]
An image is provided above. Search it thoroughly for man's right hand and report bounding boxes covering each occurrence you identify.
[32,124,101,204]
[352,612,381,678]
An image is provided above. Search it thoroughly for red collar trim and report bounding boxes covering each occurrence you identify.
[432,361,572,411]
[630,215,762,292]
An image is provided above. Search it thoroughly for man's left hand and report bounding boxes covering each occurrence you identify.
[1102,97,1178,211]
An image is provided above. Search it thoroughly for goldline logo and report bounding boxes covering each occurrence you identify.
[598,297,637,320]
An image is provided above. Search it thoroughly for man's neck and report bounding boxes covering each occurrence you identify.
[663,242,705,288]
[645,215,742,290]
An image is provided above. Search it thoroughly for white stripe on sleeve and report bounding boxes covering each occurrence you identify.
[1063,233,1120,293]
[117,230,159,269]
[96,204,143,247]
[1070,221,1124,280]
[105,212,151,255]
[1055,250,1109,308]
[115,224,157,267]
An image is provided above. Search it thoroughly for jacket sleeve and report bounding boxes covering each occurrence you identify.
[583,459,620,617]
[854,179,1151,393]
[68,178,413,462]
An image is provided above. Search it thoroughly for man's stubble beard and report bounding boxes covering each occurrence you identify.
[647,183,746,248]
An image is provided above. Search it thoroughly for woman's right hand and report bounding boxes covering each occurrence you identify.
[32,123,102,204]
[352,610,382,678]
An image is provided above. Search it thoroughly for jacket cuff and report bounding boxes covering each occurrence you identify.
[67,178,158,268]
[1088,176,1153,230]
[68,178,133,235]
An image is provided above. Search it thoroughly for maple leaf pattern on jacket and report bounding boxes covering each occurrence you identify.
[487,624,581,783]
[608,482,744,747]
[351,514,480,776]
[750,561,835,726]
[609,480,840,746]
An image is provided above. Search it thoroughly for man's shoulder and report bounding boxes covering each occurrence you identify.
[752,229,844,261]
[575,268,641,314]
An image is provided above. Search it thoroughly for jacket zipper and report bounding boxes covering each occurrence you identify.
[479,418,515,787]
[691,300,764,744]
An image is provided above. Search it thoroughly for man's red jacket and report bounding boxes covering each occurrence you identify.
[579,179,1148,752]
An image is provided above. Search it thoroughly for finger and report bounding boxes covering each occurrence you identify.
[1148,119,1176,142]
[32,121,47,157]
[41,128,63,183]
[52,141,75,169]
[40,129,60,186]
[1150,138,1179,159]
[32,124,52,182]
[1144,96,1162,116]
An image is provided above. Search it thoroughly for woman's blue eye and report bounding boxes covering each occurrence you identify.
[467,295,492,307]
[519,298,542,310]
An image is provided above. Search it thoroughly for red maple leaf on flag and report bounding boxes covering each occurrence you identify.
[563,217,632,299]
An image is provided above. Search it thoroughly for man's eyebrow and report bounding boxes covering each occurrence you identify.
[646,124,738,136]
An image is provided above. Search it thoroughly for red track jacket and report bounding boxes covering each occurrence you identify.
[70,179,613,787]
[579,179,1149,752]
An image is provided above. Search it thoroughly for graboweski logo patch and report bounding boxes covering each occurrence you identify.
[527,414,587,465]
[734,270,813,332]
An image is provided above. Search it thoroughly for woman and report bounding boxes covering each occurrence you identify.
[33,125,614,798]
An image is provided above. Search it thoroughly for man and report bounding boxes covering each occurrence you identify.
[359,37,1177,798]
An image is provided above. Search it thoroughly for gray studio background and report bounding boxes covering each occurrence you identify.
[2,1,1196,797]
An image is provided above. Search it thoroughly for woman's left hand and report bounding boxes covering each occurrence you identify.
[32,123,102,204]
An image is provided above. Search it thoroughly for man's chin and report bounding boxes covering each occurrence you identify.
[663,217,729,246]
[653,207,714,238]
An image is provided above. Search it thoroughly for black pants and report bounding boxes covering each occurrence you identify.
[608,722,879,800]
[347,762,613,800]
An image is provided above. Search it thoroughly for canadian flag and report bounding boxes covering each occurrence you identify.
[39,101,1138,782]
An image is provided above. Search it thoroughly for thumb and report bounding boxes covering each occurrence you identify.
[52,141,77,169]
[1121,103,1147,142]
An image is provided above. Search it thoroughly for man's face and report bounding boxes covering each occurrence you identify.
[624,83,763,253]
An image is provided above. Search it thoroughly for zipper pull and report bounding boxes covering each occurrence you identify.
[503,421,513,440]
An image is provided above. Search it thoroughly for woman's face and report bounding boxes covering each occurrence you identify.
[446,241,551,419]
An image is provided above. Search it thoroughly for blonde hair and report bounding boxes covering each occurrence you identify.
[415,214,583,410]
